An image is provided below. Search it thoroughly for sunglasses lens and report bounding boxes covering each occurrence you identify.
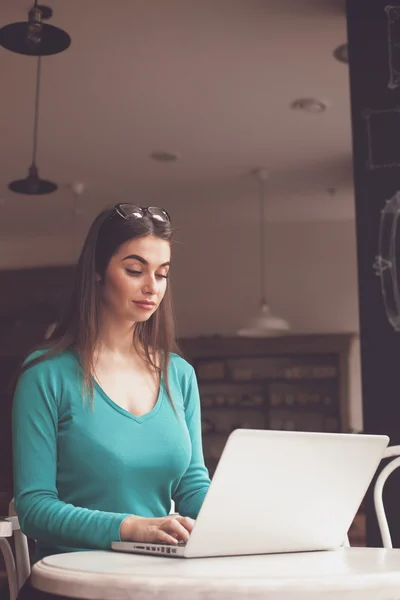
[147,206,170,222]
[115,204,170,222]
[117,204,144,219]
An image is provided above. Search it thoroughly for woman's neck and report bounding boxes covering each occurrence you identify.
[96,309,138,358]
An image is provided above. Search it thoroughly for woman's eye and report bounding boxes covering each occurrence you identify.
[126,269,168,279]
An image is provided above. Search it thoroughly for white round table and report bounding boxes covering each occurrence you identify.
[31,547,400,600]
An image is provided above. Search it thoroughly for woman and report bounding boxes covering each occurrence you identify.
[13,203,211,599]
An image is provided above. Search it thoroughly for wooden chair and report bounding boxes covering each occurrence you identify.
[0,499,30,600]
[0,516,16,600]
[374,445,400,548]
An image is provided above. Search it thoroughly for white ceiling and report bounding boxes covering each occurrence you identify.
[0,0,353,236]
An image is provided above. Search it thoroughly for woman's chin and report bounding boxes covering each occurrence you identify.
[131,309,155,323]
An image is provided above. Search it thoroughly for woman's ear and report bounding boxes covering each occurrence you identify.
[95,273,102,282]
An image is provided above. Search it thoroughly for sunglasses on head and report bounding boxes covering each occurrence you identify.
[114,203,171,223]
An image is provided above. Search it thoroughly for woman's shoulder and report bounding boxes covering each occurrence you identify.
[21,348,77,380]
[14,349,80,410]
[168,352,195,376]
[168,353,197,391]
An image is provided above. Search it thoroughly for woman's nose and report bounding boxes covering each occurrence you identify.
[142,275,157,295]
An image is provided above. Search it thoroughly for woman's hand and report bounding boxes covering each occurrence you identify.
[120,514,195,545]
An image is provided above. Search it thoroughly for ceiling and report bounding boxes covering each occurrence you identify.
[0,0,353,236]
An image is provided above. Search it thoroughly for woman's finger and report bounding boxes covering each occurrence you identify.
[175,516,195,532]
[163,518,191,542]
[157,528,179,545]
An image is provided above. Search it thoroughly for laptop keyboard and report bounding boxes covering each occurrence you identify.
[159,540,186,546]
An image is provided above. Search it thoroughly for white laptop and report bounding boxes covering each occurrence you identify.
[112,428,389,558]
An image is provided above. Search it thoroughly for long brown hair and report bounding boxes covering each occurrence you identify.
[20,205,178,406]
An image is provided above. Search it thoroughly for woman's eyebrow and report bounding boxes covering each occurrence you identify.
[122,254,170,267]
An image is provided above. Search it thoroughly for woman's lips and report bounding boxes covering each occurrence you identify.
[133,301,156,311]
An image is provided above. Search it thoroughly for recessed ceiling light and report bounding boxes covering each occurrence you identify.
[333,43,348,64]
[150,151,179,162]
[290,98,329,114]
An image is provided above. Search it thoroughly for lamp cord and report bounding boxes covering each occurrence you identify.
[31,56,41,166]
[259,177,266,305]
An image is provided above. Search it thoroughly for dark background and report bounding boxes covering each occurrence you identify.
[347,0,400,546]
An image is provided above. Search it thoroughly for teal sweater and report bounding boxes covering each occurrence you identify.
[12,349,210,561]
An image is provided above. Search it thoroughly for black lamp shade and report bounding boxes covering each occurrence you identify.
[0,22,71,56]
[8,165,57,195]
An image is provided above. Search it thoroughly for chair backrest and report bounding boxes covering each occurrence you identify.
[8,499,31,591]
[0,517,17,600]
[374,445,400,548]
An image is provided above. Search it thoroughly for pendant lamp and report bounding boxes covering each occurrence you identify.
[8,56,58,194]
[1,4,71,194]
[237,168,290,337]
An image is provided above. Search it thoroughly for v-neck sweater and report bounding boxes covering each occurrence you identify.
[12,349,210,561]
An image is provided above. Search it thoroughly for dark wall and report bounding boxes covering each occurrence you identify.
[347,0,400,546]
[0,266,74,515]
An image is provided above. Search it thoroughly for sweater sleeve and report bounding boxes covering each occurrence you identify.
[12,363,130,550]
[172,368,211,518]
